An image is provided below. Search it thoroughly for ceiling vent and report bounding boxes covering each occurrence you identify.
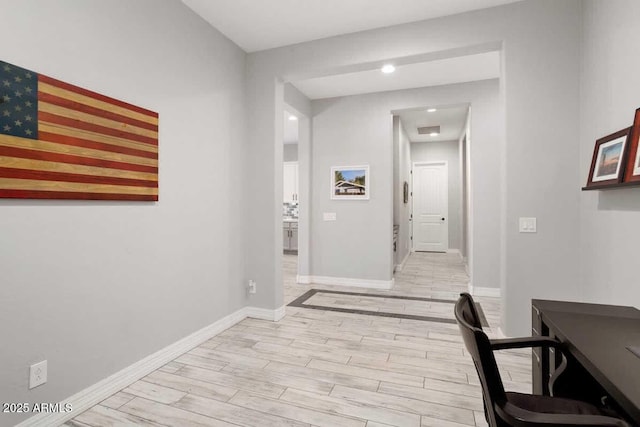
[417,125,440,135]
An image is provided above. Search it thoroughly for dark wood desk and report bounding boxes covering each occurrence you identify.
[532,300,640,426]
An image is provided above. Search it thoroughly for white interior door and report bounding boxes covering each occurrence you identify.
[413,162,448,252]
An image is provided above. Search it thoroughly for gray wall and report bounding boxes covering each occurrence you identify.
[308,80,501,284]
[246,0,581,336]
[411,140,462,251]
[579,0,640,309]
[311,95,394,281]
[393,117,412,267]
[283,144,298,162]
[0,1,247,425]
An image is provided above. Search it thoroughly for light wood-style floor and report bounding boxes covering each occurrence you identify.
[64,252,530,427]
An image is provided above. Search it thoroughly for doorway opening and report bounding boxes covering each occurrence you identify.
[282,109,299,291]
[392,104,471,275]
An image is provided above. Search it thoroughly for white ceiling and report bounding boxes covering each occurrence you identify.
[292,51,500,100]
[397,105,468,143]
[182,0,522,52]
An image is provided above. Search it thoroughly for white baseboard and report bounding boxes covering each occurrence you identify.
[446,249,461,256]
[297,275,393,290]
[395,251,411,272]
[246,305,286,322]
[468,283,501,298]
[296,274,310,284]
[17,305,283,427]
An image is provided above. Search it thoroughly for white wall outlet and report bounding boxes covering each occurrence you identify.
[248,280,256,294]
[29,360,47,389]
[519,217,537,233]
[323,212,337,221]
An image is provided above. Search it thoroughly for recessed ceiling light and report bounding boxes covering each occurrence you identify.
[430,132,439,137]
[427,108,437,113]
[288,115,298,121]
[381,64,395,74]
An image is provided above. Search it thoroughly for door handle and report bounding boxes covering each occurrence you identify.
[441,217,445,221]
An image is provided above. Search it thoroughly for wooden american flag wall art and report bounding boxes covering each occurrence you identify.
[0,60,158,201]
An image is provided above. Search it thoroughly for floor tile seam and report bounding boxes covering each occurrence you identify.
[139,373,242,403]
[368,386,484,415]
[118,395,246,427]
[97,401,174,427]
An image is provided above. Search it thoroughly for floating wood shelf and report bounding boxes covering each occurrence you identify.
[582,181,640,191]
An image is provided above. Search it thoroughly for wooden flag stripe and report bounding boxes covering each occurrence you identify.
[39,92,158,132]
[39,102,158,140]
[39,111,157,146]
[0,155,158,182]
[39,81,158,126]
[0,134,157,167]
[39,122,158,154]
[39,130,158,160]
[0,177,158,195]
[0,145,158,174]
[0,65,158,202]
[38,75,158,119]
[0,189,157,201]
[0,167,157,188]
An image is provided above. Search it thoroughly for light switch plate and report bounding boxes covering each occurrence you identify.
[519,217,537,233]
[323,212,337,221]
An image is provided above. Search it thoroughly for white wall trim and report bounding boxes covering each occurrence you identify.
[468,283,501,298]
[246,305,286,322]
[395,251,411,272]
[16,305,283,427]
[297,275,393,290]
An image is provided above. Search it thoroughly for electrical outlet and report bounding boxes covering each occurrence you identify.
[248,280,257,294]
[29,360,47,389]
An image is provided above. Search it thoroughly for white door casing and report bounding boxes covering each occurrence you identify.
[412,161,448,252]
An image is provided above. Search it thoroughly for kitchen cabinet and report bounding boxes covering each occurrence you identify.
[283,220,298,252]
[283,162,298,203]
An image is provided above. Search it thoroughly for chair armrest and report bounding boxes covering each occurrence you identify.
[492,336,571,397]
[498,402,629,427]
[490,336,563,351]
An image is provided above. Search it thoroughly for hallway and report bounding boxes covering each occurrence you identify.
[67,253,529,427]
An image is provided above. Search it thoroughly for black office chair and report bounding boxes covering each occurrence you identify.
[454,293,629,427]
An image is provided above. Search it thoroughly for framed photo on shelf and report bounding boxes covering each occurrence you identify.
[586,127,631,188]
[623,108,640,183]
[331,165,369,200]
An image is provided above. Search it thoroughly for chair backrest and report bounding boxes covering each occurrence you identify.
[455,293,507,427]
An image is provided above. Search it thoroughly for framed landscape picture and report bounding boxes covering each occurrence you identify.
[586,127,631,188]
[623,108,640,183]
[331,165,369,200]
